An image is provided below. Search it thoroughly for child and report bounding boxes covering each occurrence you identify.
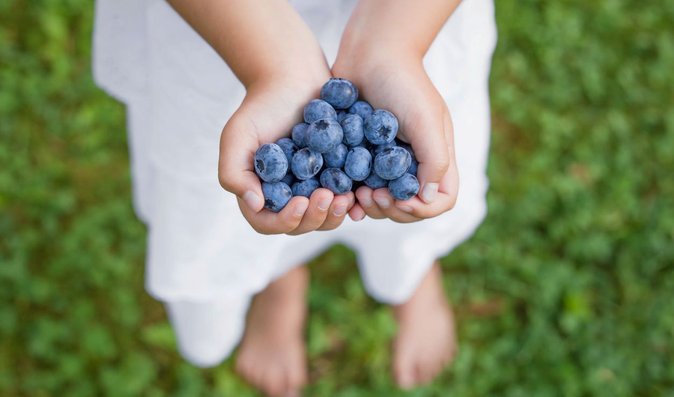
[93,0,496,395]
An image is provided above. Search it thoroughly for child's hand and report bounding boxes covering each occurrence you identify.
[334,53,459,223]
[218,74,357,235]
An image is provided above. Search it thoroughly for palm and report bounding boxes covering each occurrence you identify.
[333,61,458,222]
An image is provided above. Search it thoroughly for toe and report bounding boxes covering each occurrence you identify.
[262,366,287,397]
[393,356,416,390]
[286,361,308,394]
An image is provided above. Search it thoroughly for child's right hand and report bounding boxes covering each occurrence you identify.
[218,73,357,235]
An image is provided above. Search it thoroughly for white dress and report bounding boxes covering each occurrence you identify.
[93,0,497,367]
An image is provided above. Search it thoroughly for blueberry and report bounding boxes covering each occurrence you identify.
[291,177,320,198]
[372,141,397,155]
[307,118,344,153]
[388,174,420,201]
[364,109,398,145]
[337,110,349,123]
[276,137,298,163]
[262,182,292,212]
[396,141,418,175]
[320,168,353,194]
[405,157,418,175]
[320,78,359,109]
[344,147,372,181]
[254,143,288,183]
[304,99,337,123]
[291,123,310,148]
[364,173,388,189]
[353,139,373,151]
[291,148,323,180]
[348,100,373,120]
[323,143,348,168]
[280,172,295,186]
[341,114,364,147]
[374,146,411,180]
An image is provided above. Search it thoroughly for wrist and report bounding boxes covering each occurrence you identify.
[332,41,422,91]
[240,42,330,91]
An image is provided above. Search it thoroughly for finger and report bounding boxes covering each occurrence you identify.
[393,161,458,218]
[218,113,267,212]
[348,203,366,221]
[408,107,452,204]
[317,192,353,231]
[287,188,334,235]
[355,186,387,219]
[238,196,309,235]
[372,188,421,223]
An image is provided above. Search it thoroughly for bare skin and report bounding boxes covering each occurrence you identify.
[392,263,457,389]
[235,266,309,397]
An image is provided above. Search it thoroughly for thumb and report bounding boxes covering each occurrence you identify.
[218,114,265,212]
[408,108,452,204]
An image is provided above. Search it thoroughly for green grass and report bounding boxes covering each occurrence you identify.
[1,0,673,396]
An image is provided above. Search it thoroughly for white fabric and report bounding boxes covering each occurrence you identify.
[94,0,496,365]
[166,298,250,368]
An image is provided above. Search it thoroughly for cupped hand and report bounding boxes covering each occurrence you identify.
[333,52,459,223]
[218,74,355,235]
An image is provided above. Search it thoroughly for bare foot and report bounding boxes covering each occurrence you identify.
[235,266,309,397]
[392,262,457,389]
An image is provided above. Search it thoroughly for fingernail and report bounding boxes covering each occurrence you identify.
[333,205,347,217]
[243,190,261,210]
[360,196,373,208]
[374,196,391,209]
[318,197,331,211]
[355,212,366,221]
[421,183,439,203]
[397,204,413,213]
[294,201,309,217]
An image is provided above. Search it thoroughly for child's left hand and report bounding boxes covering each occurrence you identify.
[333,51,459,223]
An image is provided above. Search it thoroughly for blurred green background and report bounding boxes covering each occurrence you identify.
[1,0,673,396]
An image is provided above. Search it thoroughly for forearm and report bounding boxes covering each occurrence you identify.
[167,0,328,88]
[337,0,462,61]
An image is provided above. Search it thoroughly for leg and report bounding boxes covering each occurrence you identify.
[236,265,309,397]
[392,262,457,389]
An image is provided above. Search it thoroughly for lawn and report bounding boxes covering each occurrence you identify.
[1,0,673,396]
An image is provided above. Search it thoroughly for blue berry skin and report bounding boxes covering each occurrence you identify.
[320,168,353,194]
[291,148,324,180]
[364,109,399,145]
[407,158,419,175]
[348,100,373,120]
[254,143,288,183]
[344,147,372,181]
[276,137,298,164]
[320,78,359,109]
[353,139,373,152]
[396,141,418,175]
[304,99,337,123]
[291,177,320,198]
[364,173,388,189]
[307,118,344,153]
[262,182,292,212]
[280,172,295,186]
[337,111,349,123]
[341,114,365,147]
[291,123,310,148]
[388,174,420,201]
[374,146,412,180]
[372,141,397,156]
[323,143,348,168]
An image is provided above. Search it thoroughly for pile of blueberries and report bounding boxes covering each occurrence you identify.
[254,78,419,212]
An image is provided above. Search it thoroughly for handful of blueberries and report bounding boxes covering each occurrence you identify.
[254,78,419,212]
